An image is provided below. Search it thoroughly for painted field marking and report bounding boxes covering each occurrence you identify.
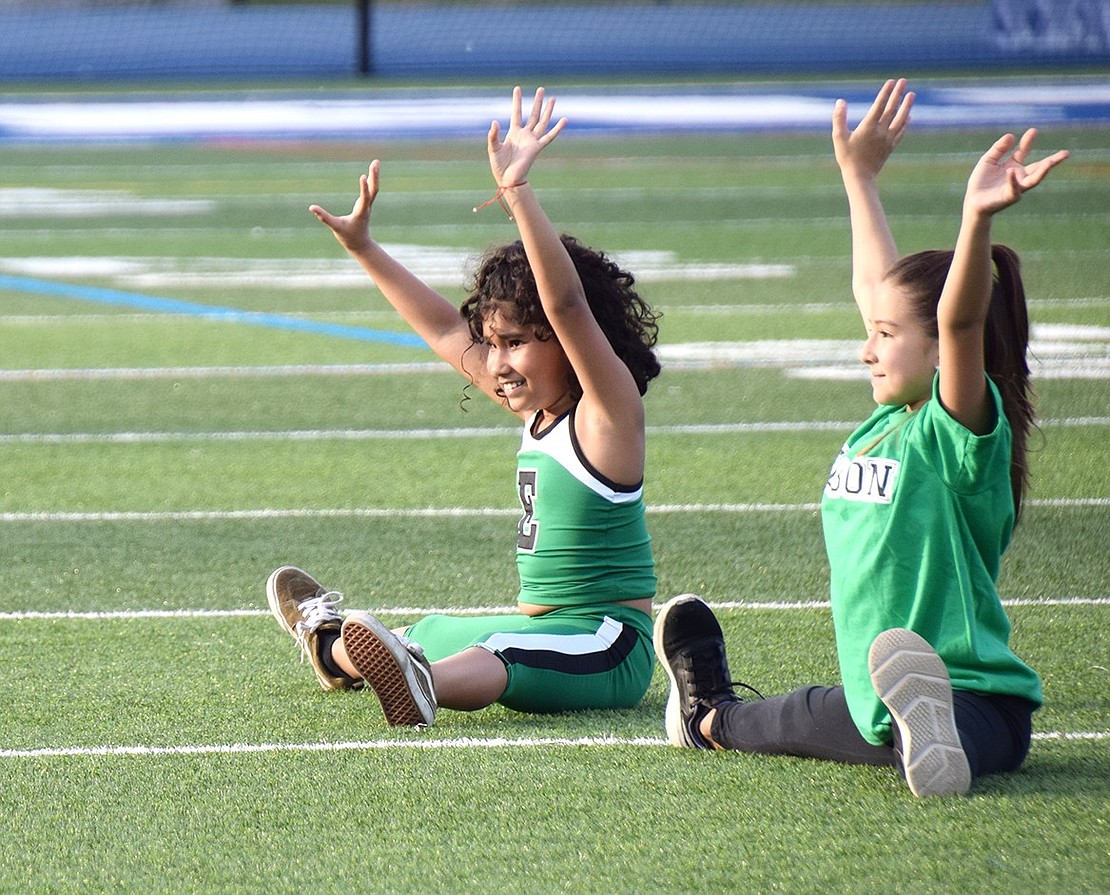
[0,273,426,347]
[2,597,1106,623]
[2,417,1104,446]
[0,729,1104,760]
[0,251,793,291]
[2,498,1108,525]
[3,83,1109,142]
[0,362,445,381]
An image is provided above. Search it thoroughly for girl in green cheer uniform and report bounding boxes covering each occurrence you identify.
[268,87,660,728]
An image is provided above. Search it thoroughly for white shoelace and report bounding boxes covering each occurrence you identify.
[292,590,344,662]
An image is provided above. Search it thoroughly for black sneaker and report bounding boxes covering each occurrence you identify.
[653,594,746,748]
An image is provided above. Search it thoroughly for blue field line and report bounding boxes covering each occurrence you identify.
[0,274,427,348]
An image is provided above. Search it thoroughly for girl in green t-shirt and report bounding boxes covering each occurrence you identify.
[655,79,1069,797]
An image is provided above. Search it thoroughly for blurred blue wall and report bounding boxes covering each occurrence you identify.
[0,2,1106,82]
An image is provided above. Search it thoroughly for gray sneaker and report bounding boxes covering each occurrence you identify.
[653,594,747,748]
[341,611,437,728]
[266,566,361,691]
[868,628,971,797]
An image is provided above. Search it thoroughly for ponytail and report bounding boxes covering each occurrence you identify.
[885,246,1034,521]
[984,245,1034,522]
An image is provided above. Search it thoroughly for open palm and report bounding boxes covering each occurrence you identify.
[966,129,1070,216]
[488,86,567,187]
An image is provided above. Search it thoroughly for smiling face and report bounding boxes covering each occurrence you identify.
[483,309,576,419]
[860,280,939,409]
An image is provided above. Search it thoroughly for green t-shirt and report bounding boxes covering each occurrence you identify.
[515,408,656,607]
[820,375,1043,745]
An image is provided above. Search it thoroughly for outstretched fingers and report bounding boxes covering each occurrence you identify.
[527,86,546,130]
[887,82,914,138]
[833,78,914,176]
[982,131,1018,167]
[1009,128,1070,190]
[870,78,899,123]
[1019,146,1071,190]
[522,86,566,145]
[869,78,913,143]
[365,158,381,197]
[538,111,567,147]
[309,160,380,251]
[487,118,502,155]
[1009,127,1037,165]
[986,129,1069,188]
[509,84,524,130]
[861,79,912,130]
[969,129,1069,214]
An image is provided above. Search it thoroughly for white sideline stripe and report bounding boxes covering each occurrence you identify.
[5,342,1110,380]
[0,731,1104,760]
[3,297,1107,325]
[7,357,1110,382]
[2,416,1107,445]
[0,507,521,522]
[0,737,668,759]
[4,596,1105,622]
[0,252,792,289]
[0,427,520,444]
[2,497,1108,524]
[0,362,447,381]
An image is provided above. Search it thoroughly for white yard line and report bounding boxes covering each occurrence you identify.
[0,730,1103,760]
[0,362,447,381]
[3,598,1103,758]
[1,497,1107,525]
[3,596,1106,622]
[0,417,1107,446]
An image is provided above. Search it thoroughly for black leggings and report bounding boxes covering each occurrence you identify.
[711,685,1036,779]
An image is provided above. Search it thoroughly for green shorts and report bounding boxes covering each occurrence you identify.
[403,603,654,714]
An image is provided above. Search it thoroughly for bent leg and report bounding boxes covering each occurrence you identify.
[404,605,654,714]
[954,692,1036,778]
[428,647,509,711]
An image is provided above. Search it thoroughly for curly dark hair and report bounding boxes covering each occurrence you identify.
[459,234,661,396]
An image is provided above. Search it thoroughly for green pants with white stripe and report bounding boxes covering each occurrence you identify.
[403,603,654,713]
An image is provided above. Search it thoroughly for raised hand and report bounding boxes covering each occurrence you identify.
[832,78,915,180]
[964,128,1070,217]
[309,158,382,254]
[487,86,567,188]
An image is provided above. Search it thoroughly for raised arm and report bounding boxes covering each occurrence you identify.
[937,129,1069,433]
[310,161,489,388]
[494,87,647,482]
[832,79,914,319]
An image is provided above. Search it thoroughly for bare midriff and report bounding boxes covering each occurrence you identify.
[517,597,653,618]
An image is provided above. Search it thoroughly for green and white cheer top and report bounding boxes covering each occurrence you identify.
[515,407,656,608]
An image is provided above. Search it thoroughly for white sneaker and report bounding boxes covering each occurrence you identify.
[341,611,436,728]
[869,628,971,797]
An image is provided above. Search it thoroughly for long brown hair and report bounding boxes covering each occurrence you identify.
[884,245,1034,521]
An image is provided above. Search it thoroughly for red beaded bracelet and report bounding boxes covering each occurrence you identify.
[473,181,528,220]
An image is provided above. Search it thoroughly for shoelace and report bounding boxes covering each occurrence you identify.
[292,590,344,661]
[728,679,765,701]
[682,642,764,705]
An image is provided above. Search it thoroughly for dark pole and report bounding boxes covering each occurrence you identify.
[357,0,373,76]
